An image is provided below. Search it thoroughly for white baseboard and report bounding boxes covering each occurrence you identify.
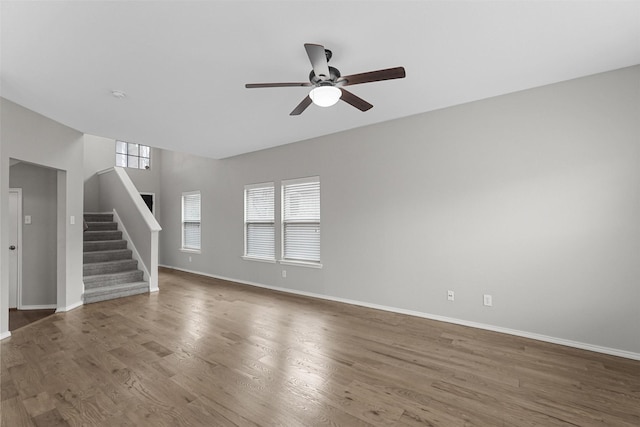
[19,304,57,310]
[160,264,640,361]
[0,331,11,341]
[56,300,83,313]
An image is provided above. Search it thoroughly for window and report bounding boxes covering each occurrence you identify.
[181,191,201,251]
[116,141,151,170]
[244,183,275,261]
[282,176,320,265]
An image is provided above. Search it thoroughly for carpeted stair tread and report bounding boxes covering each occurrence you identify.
[83,270,144,289]
[83,282,148,304]
[84,230,123,241]
[84,240,128,252]
[85,221,118,231]
[83,259,138,276]
[84,248,133,263]
[83,213,114,222]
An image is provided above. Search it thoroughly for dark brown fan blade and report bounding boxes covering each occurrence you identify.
[339,89,373,112]
[338,67,406,86]
[290,95,313,116]
[304,43,330,80]
[246,82,311,88]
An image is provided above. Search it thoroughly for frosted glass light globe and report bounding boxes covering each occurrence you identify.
[309,86,341,107]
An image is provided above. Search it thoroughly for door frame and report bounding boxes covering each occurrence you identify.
[9,188,23,309]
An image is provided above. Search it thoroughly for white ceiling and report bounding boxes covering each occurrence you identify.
[2,1,639,159]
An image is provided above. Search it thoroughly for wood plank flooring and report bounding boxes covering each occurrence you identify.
[2,267,639,426]
[9,309,56,332]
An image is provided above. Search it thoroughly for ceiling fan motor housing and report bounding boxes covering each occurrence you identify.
[309,66,341,85]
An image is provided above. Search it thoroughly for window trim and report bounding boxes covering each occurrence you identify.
[181,190,201,253]
[243,182,275,262]
[278,259,323,269]
[280,176,322,268]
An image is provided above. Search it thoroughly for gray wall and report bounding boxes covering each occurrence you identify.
[84,134,162,224]
[9,162,58,306]
[83,134,112,212]
[159,66,640,355]
[1,98,85,336]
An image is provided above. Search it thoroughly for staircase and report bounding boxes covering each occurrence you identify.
[83,213,149,304]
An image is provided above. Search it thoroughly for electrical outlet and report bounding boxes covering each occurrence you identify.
[188,256,192,262]
[282,270,287,278]
[483,294,493,307]
[447,290,455,301]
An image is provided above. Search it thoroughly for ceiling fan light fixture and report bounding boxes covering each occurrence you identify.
[309,86,341,107]
[245,43,406,115]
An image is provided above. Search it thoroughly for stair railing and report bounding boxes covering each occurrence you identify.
[97,167,162,292]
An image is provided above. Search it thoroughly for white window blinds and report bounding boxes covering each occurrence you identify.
[282,177,320,263]
[182,191,201,250]
[245,183,275,259]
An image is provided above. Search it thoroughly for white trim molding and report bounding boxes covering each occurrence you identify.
[0,331,12,341]
[19,304,57,310]
[159,264,640,361]
[56,300,83,313]
[242,256,276,264]
[278,259,323,269]
[179,248,201,254]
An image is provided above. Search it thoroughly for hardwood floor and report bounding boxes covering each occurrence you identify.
[9,309,56,332]
[1,268,639,426]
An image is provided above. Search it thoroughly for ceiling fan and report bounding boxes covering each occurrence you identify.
[245,43,406,116]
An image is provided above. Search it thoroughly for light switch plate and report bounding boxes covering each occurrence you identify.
[24,215,31,224]
[483,294,493,307]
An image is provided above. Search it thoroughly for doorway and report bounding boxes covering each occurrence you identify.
[8,162,59,331]
[141,192,155,215]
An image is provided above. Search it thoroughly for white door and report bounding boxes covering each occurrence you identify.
[9,189,22,309]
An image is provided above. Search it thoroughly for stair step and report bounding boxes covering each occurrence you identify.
[84,213,114,222]
[81,212,149,305]
[85,221,118,231]
[84,249,133,264]
[84,240,128,252]
[84,230,123,241]
[83,282,149,304]
[83,259,138,276]
[83,270,144,289]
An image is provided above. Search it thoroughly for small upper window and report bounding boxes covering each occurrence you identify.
[116,141,150,170]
